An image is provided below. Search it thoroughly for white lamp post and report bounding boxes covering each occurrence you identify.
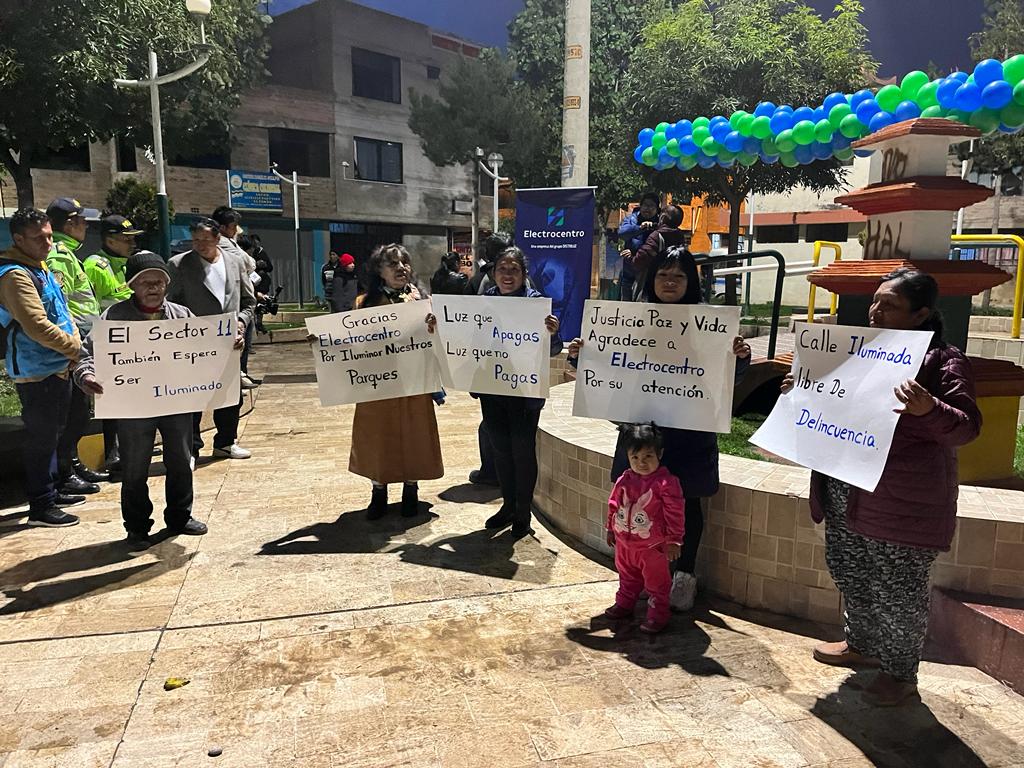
[114,1,213,258]
[480,152,508,234]
[270,164,311,309]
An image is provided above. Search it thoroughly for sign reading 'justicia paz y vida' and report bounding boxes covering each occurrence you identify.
[93,313,241,419]
[751,322,933,492]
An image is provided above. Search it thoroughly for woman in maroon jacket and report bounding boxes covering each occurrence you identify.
[783,268,981,707]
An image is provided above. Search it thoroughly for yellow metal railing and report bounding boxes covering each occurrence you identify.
[806,241,842,323]
[951,234,1024,339]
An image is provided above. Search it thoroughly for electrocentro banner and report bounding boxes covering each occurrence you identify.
[227,170,283,213]
[515,186,595,341]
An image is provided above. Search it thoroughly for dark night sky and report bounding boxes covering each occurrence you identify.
[271,0,991,78]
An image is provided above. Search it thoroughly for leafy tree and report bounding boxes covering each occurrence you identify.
[0,0,269,207]
[625,0,876,301]
[104,177,173,253]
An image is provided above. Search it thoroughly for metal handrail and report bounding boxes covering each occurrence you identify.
[806,241,842,323]
[693,249,786,360]
[950,234,1024,339]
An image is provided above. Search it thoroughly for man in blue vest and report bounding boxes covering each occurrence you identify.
[0,208,84,526]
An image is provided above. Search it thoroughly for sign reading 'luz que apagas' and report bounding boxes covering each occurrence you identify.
[93,313,241,418]
[751,322,932,492]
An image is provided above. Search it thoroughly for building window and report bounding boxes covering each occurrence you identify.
[805,223,850,243]
[33,143,91,172]
[268,128,331,178]
[427,65,441,80]
[352,47,401,103]
[755,224,800,243]
[116,136,137,172]
[354,137,403,184]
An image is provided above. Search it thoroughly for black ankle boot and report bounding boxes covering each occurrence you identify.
[485,504,514,530]
[367,486,388,520]
[73,457,109,483]
[401,484,419,517]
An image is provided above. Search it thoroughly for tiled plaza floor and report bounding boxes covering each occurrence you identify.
[1,343,1022,767]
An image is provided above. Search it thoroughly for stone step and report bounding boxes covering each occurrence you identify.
[253,327,308,344]
[928,587,1024,696]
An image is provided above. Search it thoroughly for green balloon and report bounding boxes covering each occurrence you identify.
[641,147,657,166]
[970,108,1001,134]
[834,147,855,161]
[692,116,711,129]
[679,155,698,170]
[701,136,720,156]
[876,84,903,113]
[780,153,799,168]
[652,132,667,150]
[814,119,834,143]
[655,122,670,134]
[1000,102,1024,127]
[792,119,816,145]
[947,109,971,123]
[1014,81,1024,106]
[900,70,930,101]
[828,103,852,130]
[775,129,796,152]
[692,126,711,145]
[666,138,681,157]
[738,152,758,167]
[921,105,946,118]
[915,80,940,109]
[839,113,864,138]
[1003,54,1024,86]
[751,115,773,139]
[730,111,746,130]
[762,137,779,155]
[717,148,737,162]
[738,113,756,137]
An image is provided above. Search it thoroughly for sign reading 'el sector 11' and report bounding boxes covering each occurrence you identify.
[572,300,741,432]
[751,322,932,492]
[431,295,553,399]
[306,301,441,406]
[93,313,241,418]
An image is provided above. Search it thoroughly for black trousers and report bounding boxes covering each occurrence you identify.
[479,395,541,525]
[192,394,242,455]
[56,381,91,477]
[16,375,71,512]
[675,497,704,574]
[119,414,193,534]
[476,415,496,480]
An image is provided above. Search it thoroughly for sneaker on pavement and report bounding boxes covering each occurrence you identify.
[28,507,80,527]
[812,640,881,668]
[59,474,101,495]
[125,532,152,550]
[669,571,698,612]
[240,373,259,390]
[212,443,251,459]
[55,493,86,508]
[168,518,208,536]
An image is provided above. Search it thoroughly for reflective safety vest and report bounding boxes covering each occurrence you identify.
[46,233,100,331]
[84,249,132,310]
[0,260,76,380]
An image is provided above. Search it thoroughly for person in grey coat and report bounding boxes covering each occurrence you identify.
[76,252,210,550]
[166,217,255,460]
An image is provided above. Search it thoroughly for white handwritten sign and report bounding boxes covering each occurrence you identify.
[572,300,740,432]
[431,295,552,398]
[306,300,441,406]
[93,313,240,418]
[751,322,932,491]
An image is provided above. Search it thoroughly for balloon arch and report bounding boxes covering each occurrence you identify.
[633,55,1024,171]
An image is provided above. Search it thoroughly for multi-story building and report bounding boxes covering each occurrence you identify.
[0,0,487,302]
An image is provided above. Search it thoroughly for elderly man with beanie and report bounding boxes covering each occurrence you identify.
[76,252,207,550]
[330,253,359,312]
[45,197,108,492]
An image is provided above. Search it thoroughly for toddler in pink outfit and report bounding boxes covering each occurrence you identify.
[604,423,685,633]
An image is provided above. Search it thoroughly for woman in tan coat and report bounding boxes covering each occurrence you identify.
[350,244,444,518]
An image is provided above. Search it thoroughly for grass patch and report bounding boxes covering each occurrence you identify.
[262,321,307,330]
[719,414,769,462]
[0,373,19,418]
[971,305,1013,317]
[1016,424,1024,478]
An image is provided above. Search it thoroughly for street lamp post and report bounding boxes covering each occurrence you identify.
[479,152,508,234]
[113,0,213,259]
[271,165,311,309]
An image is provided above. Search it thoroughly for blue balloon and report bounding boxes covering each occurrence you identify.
[954,82,983,112]
[936,78,961,109]
[813,106,828,123]
[633,146,645,163]
[724,131,744,152]
[718,156,736,167]
[982,80,1013,109]
[769,111,794,133]
[854,149,874,157]
[678,137,699,156]
[638,128,654,146]
[711,123,731,143]
[742,136,762,155]
[776,105,794,114]
[998,123,1020,134]
[855,99,881,124]
[676,119,693,137]
[793,145,814,164]
[868,111,895,133]
[823,92,848,112]
[753,101,776,118]
[850,89,874,109]
[792,106,815,124]
[832,133,852,150]
[949,70,969,83]
[709,115,729,130]
[974,58,1004,89]
[697,154,717,169]
[761,153,780,164]
[657,147,672,165]
[894,100,921,122]
[654,160,672,171]
[665,122,678,140]
[811,142,833,159]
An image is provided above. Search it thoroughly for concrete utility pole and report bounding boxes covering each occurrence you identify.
[560,0,591,186]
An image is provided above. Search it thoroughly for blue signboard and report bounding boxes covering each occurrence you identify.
[227,170,283,213]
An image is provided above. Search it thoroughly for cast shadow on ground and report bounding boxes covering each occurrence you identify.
[393,526,559,584]
[437,483,503,504]
[0,538,190,615]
